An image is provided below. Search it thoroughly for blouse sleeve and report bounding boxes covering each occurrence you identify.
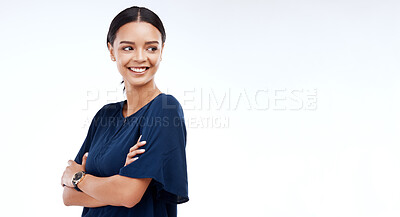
[119,96,189,204]
[74,106,103,164]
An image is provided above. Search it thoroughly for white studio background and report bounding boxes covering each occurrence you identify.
[0,0,399,216]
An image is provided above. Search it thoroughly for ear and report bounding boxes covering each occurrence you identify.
[107,42,116,61]
[160,43,165,61]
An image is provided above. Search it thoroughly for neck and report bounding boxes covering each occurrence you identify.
[123,80,161,117]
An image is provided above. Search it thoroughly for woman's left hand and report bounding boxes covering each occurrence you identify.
[61,152,88,187]
[125,135,146,166]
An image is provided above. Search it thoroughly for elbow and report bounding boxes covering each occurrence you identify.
[123,202,138,209]
[112,175,150,208]
[122,198,140,208]
[121,194,142,208]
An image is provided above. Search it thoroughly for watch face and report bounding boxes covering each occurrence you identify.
[73,172,83,182]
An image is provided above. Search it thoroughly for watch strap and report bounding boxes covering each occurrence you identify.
[74,185,83,192]
[72,171,86,192]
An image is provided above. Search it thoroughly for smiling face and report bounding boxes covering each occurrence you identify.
[108,21,164,89]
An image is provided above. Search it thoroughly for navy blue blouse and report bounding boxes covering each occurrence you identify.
[74,93,189,217]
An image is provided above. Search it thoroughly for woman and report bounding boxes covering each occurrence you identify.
[61,6,189,217]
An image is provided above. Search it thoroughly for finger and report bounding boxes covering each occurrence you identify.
[127,149,145,158]
[137,135,142,143]
[82,152,88,169]
[129,145,137,152]
[129,143,146,153]
[129,141,146,152]
[68,160,74,166]
[124,157,139,166]
[126,149,144,159]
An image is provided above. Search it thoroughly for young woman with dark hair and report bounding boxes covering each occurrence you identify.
[61,6,189,217]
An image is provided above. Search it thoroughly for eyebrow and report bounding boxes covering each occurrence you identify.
[119,40,159,45]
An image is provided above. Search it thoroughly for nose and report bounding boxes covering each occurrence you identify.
[133,49,146,62]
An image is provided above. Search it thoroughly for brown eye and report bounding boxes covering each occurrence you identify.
[147,47,157,52]
[123,46,133,51]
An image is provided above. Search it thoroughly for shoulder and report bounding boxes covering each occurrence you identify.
[156,93,183,109]
[91,101,122,119]
[142,94,187,133]
[149,93,185,118]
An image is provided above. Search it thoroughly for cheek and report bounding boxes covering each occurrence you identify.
[118,53,129,61]
[149,54,161,66]
[116,61,125,71]
[116,56,130,68]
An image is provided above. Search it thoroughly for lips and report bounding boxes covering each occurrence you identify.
[128,67,149,75]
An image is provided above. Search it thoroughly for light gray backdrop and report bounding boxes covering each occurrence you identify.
[0,0,399,216]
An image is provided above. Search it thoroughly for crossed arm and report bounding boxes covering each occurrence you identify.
[62,138,148,208]
[63,175,151,208]
[63,186,107,208]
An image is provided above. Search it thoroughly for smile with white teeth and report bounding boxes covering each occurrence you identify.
[129,67,148,73]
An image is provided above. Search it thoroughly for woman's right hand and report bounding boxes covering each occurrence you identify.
[125,135,146,166]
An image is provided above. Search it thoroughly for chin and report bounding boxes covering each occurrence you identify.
[125,76,155,88]
[121,66,158,88]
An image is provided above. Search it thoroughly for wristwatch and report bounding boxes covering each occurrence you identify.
[71,171,86,192]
